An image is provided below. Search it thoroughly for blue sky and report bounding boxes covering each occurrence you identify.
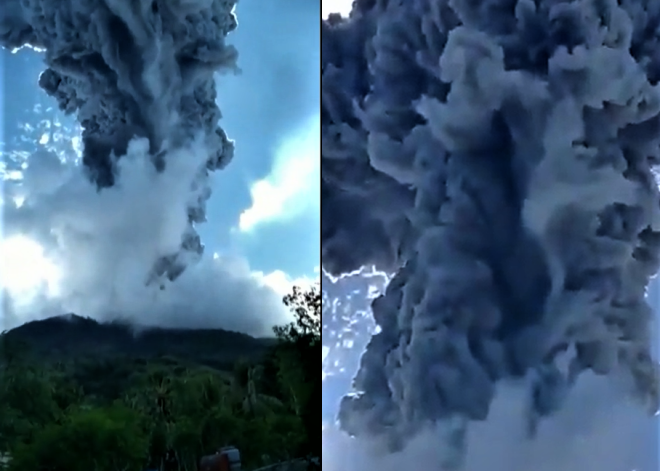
[0,1,319,334]
[198,0,320,279]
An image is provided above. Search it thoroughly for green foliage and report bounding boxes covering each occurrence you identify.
[273,283,321,464]
[0,284,320,471]
[8,405,148,471]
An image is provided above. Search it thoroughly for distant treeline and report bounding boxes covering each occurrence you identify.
[0,284,320,471]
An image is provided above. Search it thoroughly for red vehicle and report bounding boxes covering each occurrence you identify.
[199,446,241,471]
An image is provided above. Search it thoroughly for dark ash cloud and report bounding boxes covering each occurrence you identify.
[322,0,660,468]
[1,0,239,283]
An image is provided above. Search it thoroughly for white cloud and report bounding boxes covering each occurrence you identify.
[258,268,316,296]
[323,372,658,471]
[0,235,61,298]
[0,122,315,336]
[2,250,306,337]
[238,115,319,232]
[322,0,353,18]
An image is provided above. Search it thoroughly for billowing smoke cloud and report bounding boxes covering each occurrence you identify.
[324,371,657,471]
[0,115,308,337]
[322,0,660,468]
[0,0,238,284]
[0,1,319,338]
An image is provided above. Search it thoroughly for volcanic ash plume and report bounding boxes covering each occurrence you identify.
[0,0,238,282]
[322,0,660,467]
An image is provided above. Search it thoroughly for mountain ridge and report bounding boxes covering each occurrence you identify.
[2,313,276,370]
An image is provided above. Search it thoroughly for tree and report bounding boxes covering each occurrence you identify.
[0,289,322,470]
[275,283,321,343]
[231,361,283,416]
[272,283,321,464]
[0,364,63,450]
[0,333,30,367]
[8,404,148,471]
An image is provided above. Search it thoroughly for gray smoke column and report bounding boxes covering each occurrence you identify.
[322,0,660,465]
[0,0,238,282]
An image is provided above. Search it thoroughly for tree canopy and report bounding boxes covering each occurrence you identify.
[0,283,320,471]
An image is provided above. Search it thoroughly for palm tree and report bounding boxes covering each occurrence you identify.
[232,364,283,416]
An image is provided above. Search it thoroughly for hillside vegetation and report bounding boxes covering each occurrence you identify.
[0,284,320,471]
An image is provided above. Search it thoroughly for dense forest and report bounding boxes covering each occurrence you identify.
[0,284,320,471]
